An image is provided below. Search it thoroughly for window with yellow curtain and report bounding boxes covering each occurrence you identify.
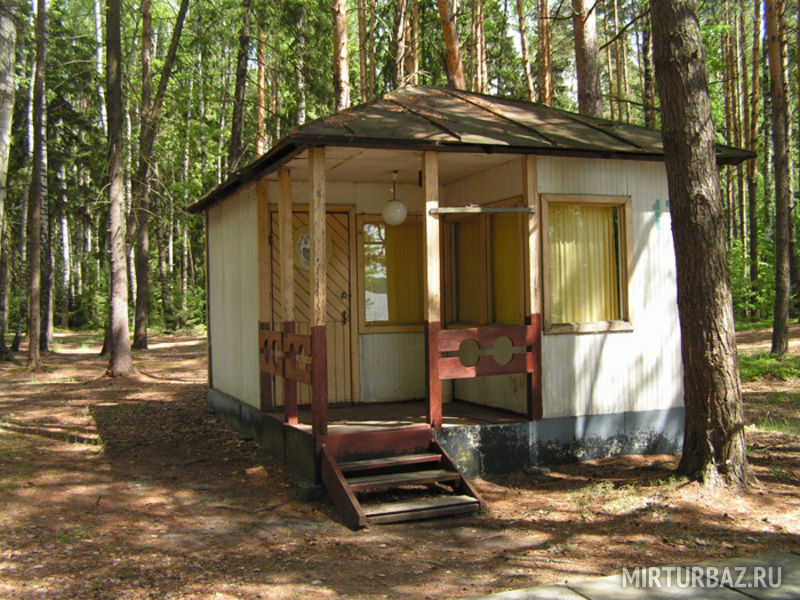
[445,210,524,326]
[548,203,623,324]
[361,219,423,326]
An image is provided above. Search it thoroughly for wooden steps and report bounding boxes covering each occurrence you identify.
[320,429,483,529]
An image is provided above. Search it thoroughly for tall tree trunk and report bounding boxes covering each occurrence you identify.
[406,0,419,85]
[538,0,553,105]
[651,0,749,491]
[295,9,306,125]
[256,25,267,154]
[436,0,467,90]
[229,0,252,174]
[40,152,52,351]
[0,2,15,359]
[603,1,615,119]
[395,0,408,87]
[58,165,70,329]
[154,172,173,331]
[106,0,133,376]
[641,11,656,127]
[28,0,47,368]
[766,0,791,354]
[516,0,534,101]
[368,0,376,94]
[93,0,107,136]
[333,0,350,111]
[747,0,761,315]
[358,0,368,101]
[132,0,189,350]
[572,0,603,116]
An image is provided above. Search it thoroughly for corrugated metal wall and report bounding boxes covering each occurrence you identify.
[208,183,260,408]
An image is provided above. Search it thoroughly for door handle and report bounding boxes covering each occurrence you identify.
[341,310,348,325]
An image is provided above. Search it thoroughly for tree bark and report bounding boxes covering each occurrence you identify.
[395,0,408,87]
[358,0,368,101]
[57,162,70,329]
[295,8,306,125]
[28,0,47,368]
[93,0,107,136]
[516,0,535,101]
[333,0,350,111]
[436,0,466,90]
[106,0,133,376]
[651,0,750,490]
[766,0,790,354]
[256,24,267,154]
[538,0,553,105]
[572,0,603,117]
[39,152,53,351]
[132,0,189,350]
[0,2,15,359]
[229,0,252,174]
[747,0,760,314]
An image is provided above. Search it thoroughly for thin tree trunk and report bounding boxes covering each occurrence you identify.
[0,3,16,359]
[256,25,267,154]
[295,9,306,125]
[132,0,190,350]
[154,171,173,331]
[538,0,553,105]
[572,0,603,117]
[406,0,419,85]
[517,0,534,101]
[603,1,615,120]
[642,12,656,127]
[28,0,47,368]
[436,0,467,90]
[358,0,368,101]
[229,0,252,174]
[368,0,376,95]
[93,0,107,136]
[57,163,70,329]
[40,153,53,351]
[766,0,791,354]
[106,0,133,375]
[333,0,350,111]
[651,0,749,491]
[395,0,408,87]
[747,0,760,316]
[613,0,624,119]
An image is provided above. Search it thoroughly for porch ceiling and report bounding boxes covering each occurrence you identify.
[262,147,518,186]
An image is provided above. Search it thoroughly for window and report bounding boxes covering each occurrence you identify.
[444,201,525,326]
[359,217,424,330]
[543,194,632,333]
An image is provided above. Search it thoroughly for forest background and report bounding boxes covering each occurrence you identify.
[0,0,797,358]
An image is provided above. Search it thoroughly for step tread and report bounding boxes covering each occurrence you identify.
[337,453,441,473]
[347,468,461,491]
[363,494,479,518]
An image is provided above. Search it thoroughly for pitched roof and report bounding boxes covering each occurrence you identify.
[188,86,753,213]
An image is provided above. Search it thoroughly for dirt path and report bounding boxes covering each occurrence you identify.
[1,329,799,599]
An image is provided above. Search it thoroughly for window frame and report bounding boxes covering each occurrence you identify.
[356,214,425,334]
[442,196,528,328]
[541,193,634,335]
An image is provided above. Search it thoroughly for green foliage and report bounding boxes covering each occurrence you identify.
[754,414,800,437]
[728,238,775,322]
[739,353,800,382]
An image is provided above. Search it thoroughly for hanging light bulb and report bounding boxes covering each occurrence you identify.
[382,170,408,226]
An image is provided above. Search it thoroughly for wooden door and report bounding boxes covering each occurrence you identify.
[270,210,354,405]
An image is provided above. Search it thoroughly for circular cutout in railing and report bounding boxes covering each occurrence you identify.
[457,338,480,367]
[493,336,514,366]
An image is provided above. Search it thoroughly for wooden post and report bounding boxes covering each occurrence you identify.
[257,179,273,411]
[423,151,442,428]
[522,155,543,421]
[278,167,297,425]
[309,147,328,446]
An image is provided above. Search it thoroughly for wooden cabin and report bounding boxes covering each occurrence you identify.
[187,87,751,528]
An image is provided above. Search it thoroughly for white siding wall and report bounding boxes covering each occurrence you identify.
[208,183,260,408]
[538,156,683,418]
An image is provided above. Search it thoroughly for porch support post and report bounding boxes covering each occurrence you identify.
[309,147,328,447]
[278,166,298,425]
[523,155,543,421]
[423,151,442,428]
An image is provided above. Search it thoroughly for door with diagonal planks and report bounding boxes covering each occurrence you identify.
[270,209,355,405]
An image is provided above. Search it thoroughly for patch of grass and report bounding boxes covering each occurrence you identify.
[754,414,800,436]
[735,319,773,332]
[56,526,87,545]
[739,352,800,382]
[768,465,800,483]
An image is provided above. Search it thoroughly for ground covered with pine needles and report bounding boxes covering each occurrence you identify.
[1,327,799,599]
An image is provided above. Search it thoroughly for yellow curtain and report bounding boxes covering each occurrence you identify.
[454,217,482,324]
[549,204,620,323]
[490,213,523,324]
[385,221,424,323]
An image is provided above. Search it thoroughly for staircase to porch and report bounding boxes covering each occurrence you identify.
[320,424,483,529]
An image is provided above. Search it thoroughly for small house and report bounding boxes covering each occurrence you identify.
[187,87,750,528]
